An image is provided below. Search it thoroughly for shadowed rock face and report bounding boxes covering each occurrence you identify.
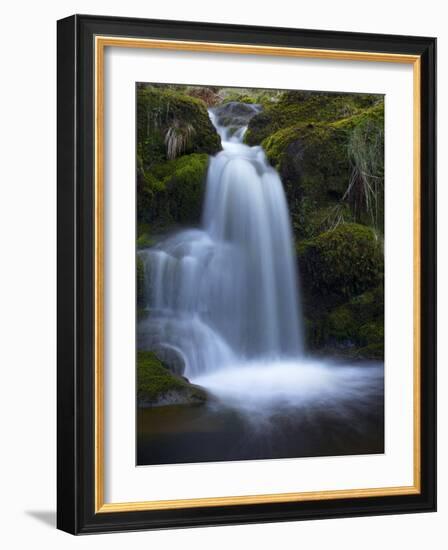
[139,386,207,408]
[152,345,186,377]
[211,101,261,134]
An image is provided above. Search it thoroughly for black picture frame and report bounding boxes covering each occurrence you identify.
[57,14,436,534]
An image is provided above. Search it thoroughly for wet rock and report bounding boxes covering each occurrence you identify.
[153,345,186,376]
[137,351,208,408]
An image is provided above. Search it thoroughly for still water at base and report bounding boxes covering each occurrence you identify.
[137,359,384,465]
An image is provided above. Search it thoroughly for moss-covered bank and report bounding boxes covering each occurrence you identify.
[244,90,381,146]
[325,286,384,358]
[137,84,221,167]
[297,224,384,357]
[137,351,208,407]
[138,153,210,234]
[260,103,384,238]
[137,84,221,240]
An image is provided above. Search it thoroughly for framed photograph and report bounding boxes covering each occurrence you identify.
[57,14,436,534]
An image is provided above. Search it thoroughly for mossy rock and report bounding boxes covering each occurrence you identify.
[264,103,383,223]
[137,84,221,168]
[305,285,384,358]
[137,153,210,228]
[137,351,208,408]
[294,204,354,239]
[247,99,384,239]
[136,223,155,250]
[297,223,383,303]
[163,154,209,224]
[218,87,282,106]
[221,93,256,104]
[136,233,154,249]
[185,86,222,107]
[136,83,221,230]
[297,222,383,354]
[331,102,384,132]
[326,293,383,344]
[245,91,382,146]
[263,123,351,234]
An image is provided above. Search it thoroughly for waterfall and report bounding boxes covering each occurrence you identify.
[138,102,304,378]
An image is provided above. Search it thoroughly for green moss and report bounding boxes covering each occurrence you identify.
[295,204,354,239]
[297,224,383,358]
[308,285,384,358]
[297,223,383,302]
[137,351,207,406]
[349,285,384,322]
[331,102,384,131]
[263,123,350,209]
[263,104,383,199]
[245,91,382,146]
[327,304,358,341]
[137,233,154,249]
[157,154,209,225]
[137,351,186,401]
[138,153,209,229]
[222,94,256,104]
[136,84,221,229]
[261,122,350,240]
[137,84,221,168]
[245,98,384,241]
[218,87,282,106]
[358,322,384,345]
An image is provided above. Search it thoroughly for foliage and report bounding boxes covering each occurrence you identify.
[344,108,384,231]
[164,120,196,160]
[296,204,354,239]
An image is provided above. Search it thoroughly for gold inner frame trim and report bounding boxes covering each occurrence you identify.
[94,35,422,513]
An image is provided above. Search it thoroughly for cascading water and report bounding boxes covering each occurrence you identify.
[137,100,384,465]
[138,102,304,378]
